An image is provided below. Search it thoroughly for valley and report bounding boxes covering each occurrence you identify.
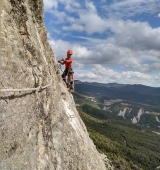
[73,82,160,169]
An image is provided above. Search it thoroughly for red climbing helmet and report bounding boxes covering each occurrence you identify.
[67,50,73,55]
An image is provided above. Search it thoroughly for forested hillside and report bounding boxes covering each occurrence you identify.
[74,81,160,106]
[73,92,160,170]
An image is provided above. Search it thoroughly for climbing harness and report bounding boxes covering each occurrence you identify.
[58,61,74,92]
[67,68,74,92]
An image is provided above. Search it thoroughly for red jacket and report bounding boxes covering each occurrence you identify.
[65,57,72,69]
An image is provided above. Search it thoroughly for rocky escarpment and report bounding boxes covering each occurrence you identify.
[0,0,111,169]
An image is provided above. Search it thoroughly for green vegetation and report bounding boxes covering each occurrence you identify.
[73,92,100,109]
[75,83,160,106]
[73,92,160,170]
[107,102,160,130]
[139,114,160,130]
[80,105,160,170]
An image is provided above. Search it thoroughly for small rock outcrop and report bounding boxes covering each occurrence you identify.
[0,0,109,169]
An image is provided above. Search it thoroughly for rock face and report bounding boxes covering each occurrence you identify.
[0,0,108,169]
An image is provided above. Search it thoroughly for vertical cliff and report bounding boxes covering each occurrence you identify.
[0,0,112,169]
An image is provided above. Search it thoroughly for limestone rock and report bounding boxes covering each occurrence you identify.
[0,0,111,169]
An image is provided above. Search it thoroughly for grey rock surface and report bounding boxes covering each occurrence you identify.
[0,0,112,169]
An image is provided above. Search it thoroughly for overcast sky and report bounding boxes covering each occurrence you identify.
[43,0,160,87]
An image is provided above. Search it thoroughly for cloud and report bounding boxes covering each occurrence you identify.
[48,39,72,59]
[63,24,84,32]
[48,35,160,74]
[74,65,160,87]
[103,0,160,18]
[74,63,84,69]
[44,0,160,87]
[60,1,107,35]
[48,10,67,25]
[158,13,160,17]
[46,1,160,51]
[79,14,107,35]
[111,20,160,51]
[63,16,160,52]
[43,0,58,10]
[43,0,81,12]
[44,0,160,43]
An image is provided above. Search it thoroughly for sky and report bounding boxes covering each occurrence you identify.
[43,0,160,87]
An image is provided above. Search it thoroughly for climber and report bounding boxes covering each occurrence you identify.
[58,50,74,92]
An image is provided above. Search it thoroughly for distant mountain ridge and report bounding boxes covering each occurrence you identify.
[74,80,160,106]
[74,80,160,96]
